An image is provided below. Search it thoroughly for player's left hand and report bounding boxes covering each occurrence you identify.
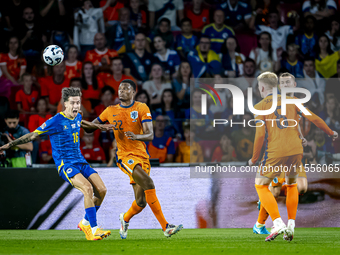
[248,159,254,166]
[99,124,115,131]
[125,131,137,140]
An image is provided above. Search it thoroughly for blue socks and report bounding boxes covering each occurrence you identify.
[85,207,97,228]
[85,205,100,222]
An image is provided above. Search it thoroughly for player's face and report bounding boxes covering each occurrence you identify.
[244,62,255,76]
[181,62,191,77]
[154,37,165,51]
[23,75,33,90]
[37,99,47,114]
[159,21,170,33]
[258,82,266,98]
[23,7,34,22]
[226,38,236,51]
[84,63,93,78]
[118,83,135,102]
[134,34,146,50]
[280,77,296,89]
[5,118,19,130]
[94,34,105,50]
[303,61,315,76]
[65,96,81,118]
[53,62,66,76]
[214,10,224,25]
[136,93,148,104]
[67,48,78,62]
[111,60,123,74]
[9,38,19,53]
[130,0,139,9]
[199,38,210,53]
[182,21,192,34]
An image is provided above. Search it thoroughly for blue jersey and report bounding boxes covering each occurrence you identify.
[281,59,304,78]
[176,34,198,54]
[202,24,234,53]
[218,0,252,27]
[154,49,181,75]
[295,33,317,57]
[34,112,87,169]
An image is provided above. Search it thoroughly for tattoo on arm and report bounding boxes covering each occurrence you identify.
[9,132,39,148]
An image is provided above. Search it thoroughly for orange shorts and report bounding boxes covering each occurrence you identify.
[272,163,307,186]
[258,154,303,179]
[116,155,150,184]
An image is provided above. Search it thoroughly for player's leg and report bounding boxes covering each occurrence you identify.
[132,164,183,237]
[297,177,308,195]
[119,184,146,239]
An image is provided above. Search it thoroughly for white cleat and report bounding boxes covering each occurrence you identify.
[283,219,295,242]
[164,224,183,238]
[265,218,287,242]
[119,213,129,239]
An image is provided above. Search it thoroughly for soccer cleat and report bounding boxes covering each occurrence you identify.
[253,224,270,234]
[93,228,111,240]
[119,213,129,239]
[164,224,183,238]
[283,220,295,242]
[77,220,93,240]
[265,219,287,242]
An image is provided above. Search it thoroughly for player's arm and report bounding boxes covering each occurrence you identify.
[0,132,39,153]
[81,119,114,133]
[125,121,154,141]
[249,121,266,166]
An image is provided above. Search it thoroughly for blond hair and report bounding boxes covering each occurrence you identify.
[280,72,295,81]
[257,72,278,88]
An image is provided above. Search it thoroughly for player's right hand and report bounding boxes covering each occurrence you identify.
[99,124,115,131]
[331,131,338,141]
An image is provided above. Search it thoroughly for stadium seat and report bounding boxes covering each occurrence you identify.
[198,140,220,161]
[235,33,258,57]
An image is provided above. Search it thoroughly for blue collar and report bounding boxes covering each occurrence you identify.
[120,101,135,108]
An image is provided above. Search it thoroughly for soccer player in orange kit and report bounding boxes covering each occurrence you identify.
[92,79,183,239]
[248,72,338,241]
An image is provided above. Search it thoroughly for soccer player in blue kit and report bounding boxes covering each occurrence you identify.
[0,87,113,241]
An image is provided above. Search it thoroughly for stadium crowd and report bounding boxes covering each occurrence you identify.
[0,0,340,167]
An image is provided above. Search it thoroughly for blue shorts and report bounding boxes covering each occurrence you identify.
[59,163,97,186]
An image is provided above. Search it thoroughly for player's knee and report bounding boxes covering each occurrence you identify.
[98,186,107,198]
[298,186,307,195]
[136,197,147,208]
[83,183,94,197]
[145,178,155,190]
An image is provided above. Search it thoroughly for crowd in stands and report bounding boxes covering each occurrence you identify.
[0,0,340,167]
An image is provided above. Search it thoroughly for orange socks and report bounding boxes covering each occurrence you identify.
[145,189,168,231]
[255,184,281,221]
[286,183,298,220]
[124,200,144,222]
[257,204,269,224]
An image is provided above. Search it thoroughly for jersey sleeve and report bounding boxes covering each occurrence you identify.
[97,107,110,123]
[33,116,58,136]
[15,90,22,104]
[251,102,266,164]
[0,53,8,66]
[139,104,152,123]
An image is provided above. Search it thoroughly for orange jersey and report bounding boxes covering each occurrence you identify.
[99,0,124,21]
[97,101,152,159]
[0,53,27,80]
[84,48,118,66]
[15,89,39,111]
[65,61,82,79]
[251,94,334,163]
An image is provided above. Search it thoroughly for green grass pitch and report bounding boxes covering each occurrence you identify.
[0,228,339,255]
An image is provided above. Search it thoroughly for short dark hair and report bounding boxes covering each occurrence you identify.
[121,79,136,91]
[244,57,255,66]
[111,56,122,64]
[62,87,82,102]
[200,35,210,41]
[70,77,82,85]
[5,110,19,119]
[180,17,192,26]
[158,17,171,26]
[21,72,31,80]
[303,56,315,64]
[101,85,115,95]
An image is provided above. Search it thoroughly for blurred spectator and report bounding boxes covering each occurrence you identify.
[211,134,237,162]
[208,75,228,115]
[0,36,27,84]
[219,36,245,78]
[249,32,280,75]
[143,63,172,106]
[81,62,104,106]
[149,18,174,49]
[255,9,298,52]
[94,86,115,117]
[302,0,336,31]
[106,8,135,54]
[176,18,198,59]
[123,33,158,85]
[325,16,340,52]
[39,0,66,29]
[314,34,339,78]
[281,43,304,78]
[49,24,71,52]
[295,15,318,57]
[99,0,124,26]
[202,10,234,53]
[325,59,340,101]
[84,33,118,68]
[39,61,70,112]
[251,0,280,26]
[39,139,53,164]
[173,61,191,108]
[233,58,258,96]
[185,0,210,32]
[65,45,82,79]
[15,73,39,115]
[17,6,46,72]
[230,112,255,161]
[187,36,221,78]
[175,124,203,163]
[135,89,151,107]
[218,0,254,31]
[81,132,106,164]
[314,128,335,161]
[298,57,326,106]
[1,0,28,31]
[319,97,340,131]
[154,89,184,138]
[100,57,136,99]
[153,35,181,77]
[3,110,33,167]
[148,0,184,31]
[73,0,107,58]
[57,77,91,117]
[106,138,117,167]
[147,115,175,163]
[129,0,147,30]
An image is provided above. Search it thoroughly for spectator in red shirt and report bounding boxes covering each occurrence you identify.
[39,139,53,164]
[65,45,82,79]
[81,62,104,106]
[94,86,115,117]
[28,98,52,133]
[100,0,124,26]
[39,61,70,112]
[0,36,27,84]
[16,73,39,114]
[185,0,210,32]
[81,132,106,163]
[211,134,238,162]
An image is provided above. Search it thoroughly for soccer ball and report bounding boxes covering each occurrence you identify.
[43,45,64,66]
